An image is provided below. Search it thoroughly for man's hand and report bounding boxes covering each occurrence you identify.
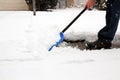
[86,0,95,9]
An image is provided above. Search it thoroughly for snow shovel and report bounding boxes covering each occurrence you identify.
[32,0,36,16]
[48,7,87,51]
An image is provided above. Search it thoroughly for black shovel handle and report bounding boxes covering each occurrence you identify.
[62,7,87,33]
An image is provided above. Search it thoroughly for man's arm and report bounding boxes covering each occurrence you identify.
[86,0,96,9]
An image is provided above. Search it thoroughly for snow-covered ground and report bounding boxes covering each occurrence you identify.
[0,8,120,80]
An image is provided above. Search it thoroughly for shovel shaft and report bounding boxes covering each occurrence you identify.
[62,7,87,33]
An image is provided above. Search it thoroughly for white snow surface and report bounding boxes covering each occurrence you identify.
[0,8,120,80]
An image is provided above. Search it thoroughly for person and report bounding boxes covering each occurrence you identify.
[85,0,120,50]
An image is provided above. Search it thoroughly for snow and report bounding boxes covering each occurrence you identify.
[0,8,120,80]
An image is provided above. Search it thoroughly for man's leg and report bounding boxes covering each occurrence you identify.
[86,0,120,50]
[98,0,120,41]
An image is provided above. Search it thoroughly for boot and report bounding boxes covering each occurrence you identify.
[85,40,111,50]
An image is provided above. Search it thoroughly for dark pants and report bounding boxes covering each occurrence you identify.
[98,0,120,41]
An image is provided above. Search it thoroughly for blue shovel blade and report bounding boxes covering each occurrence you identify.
[48,32,64,51]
